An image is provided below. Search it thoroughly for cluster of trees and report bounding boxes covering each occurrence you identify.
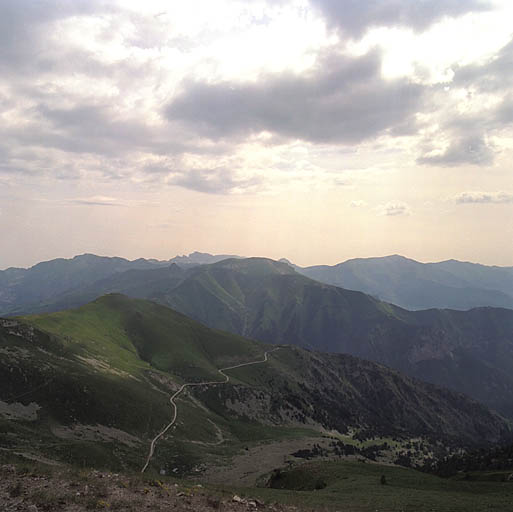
[430,443,513,477]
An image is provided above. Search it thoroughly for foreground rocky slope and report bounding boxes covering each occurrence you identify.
[0,463,298,512]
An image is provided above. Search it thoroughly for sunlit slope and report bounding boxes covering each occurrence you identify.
[25,293,263,380]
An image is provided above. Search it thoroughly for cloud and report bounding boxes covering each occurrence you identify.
[0,1,110,76]
[0,0,508,198]
[28,103,191,157]
[166,49,424,145]
[0,1,283,194]
[417,133,494,167]
[167,167,264,195]
[350,200,367,207]
[377,201,411,216]
[455,191,513,204]
[452,38,513,94]
[67,196,126,207]
[309,0,491,38]
[417,37,513,168]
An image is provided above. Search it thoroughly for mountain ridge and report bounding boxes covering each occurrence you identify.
[297,254,513,310]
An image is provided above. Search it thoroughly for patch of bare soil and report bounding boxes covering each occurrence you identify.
[0,464,310,512]
[202,437,334,487]
[0,401,41,421]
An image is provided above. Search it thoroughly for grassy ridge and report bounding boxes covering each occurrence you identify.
[255,459,513,512]
[25,294,263,380]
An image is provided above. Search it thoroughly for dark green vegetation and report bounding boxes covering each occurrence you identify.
[259,459,513,512]
[298,254,513,311]
[4,256,513,419]
[1,294,511,478]
[432,442,513,477]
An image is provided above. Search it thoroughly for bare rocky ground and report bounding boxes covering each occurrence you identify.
[0,464,317,512]
[202,437,332,487]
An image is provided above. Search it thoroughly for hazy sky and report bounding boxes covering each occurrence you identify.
[1,0,512,269]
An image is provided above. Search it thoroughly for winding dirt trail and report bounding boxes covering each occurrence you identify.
[141,347,280,473]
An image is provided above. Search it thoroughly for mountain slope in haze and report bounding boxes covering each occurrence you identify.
[13,257,513,419]
[0,252,241,317]
[297,255,513,310]
[3,252,513,317]
[118,258,513,420]
[0,254,170,316]
[1,295,510,475]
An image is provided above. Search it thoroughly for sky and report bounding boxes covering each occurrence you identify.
[1,0,512,269]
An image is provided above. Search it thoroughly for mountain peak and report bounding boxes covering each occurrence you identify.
[211,257,297,275]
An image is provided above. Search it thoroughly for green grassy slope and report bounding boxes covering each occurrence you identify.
[26,293,263,379]
[258,459,513,512]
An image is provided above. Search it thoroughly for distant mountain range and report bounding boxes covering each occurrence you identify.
[0,252,238,316]
[297,255,513,311]
[2,254,513,420]
[2,252,511,315]
[1,295,509,473]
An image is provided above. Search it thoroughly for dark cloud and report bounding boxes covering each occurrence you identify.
[417,133,494,167]
[166,50,424,145]
[0,102,197,162]
[32,104,162,156]
[455,191,513,204]
[310,0,491,38]
[0,1,111,74]
[496,95,513,125]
